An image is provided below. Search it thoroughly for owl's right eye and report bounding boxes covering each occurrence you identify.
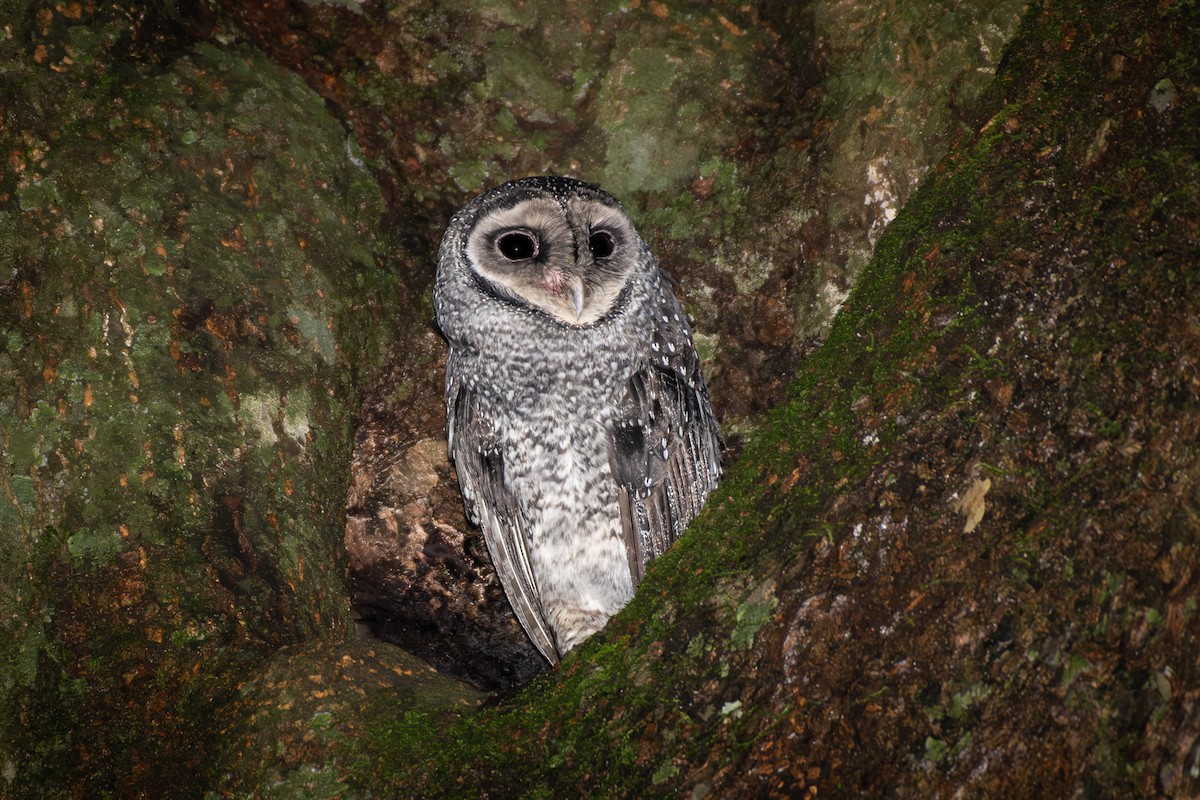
[496,230,539,261]
[588,230,615,258]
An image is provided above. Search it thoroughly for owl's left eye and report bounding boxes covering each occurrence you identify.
[497,230,539,261]
[588,230,615,258]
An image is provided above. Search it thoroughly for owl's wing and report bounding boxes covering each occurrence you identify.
[446,377,560,664]
[610,283,723,584]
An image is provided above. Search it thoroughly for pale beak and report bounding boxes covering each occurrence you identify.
[565,274,585,319]
[538,269,587,323]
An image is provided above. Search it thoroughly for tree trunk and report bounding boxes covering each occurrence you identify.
[1,0,1196,797]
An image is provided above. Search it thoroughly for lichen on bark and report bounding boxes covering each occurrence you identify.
[290,0,1025,690]
[3,0,1197,797]
[337,0,1200,795]
[0,3,402,795]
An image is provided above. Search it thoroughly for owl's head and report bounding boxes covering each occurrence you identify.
[442,176,643,327]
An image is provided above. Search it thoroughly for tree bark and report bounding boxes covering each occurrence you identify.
[1,0,1197,797]
[0,5,420,794]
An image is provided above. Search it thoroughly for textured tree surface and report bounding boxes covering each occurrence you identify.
[339,1,1198,796]
[264,0,1022,690]
[1,0,1198,798]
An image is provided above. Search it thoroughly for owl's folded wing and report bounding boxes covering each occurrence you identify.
[609,288,723,584]
[447,381,560,664]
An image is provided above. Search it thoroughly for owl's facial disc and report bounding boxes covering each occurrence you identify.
[466,195,635,326]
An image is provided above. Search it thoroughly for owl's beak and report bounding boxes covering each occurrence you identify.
[565,275,585,319]
[539,268,587,322]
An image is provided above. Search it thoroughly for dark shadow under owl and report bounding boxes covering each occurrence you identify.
[434,176,722,664]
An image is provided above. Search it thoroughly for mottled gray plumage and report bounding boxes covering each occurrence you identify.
[434,176,722,664]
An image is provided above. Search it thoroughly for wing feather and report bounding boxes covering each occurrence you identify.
[609,281,723,584]
[447,376,559,663]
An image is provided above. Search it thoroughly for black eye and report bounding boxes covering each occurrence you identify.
[588,230,615,258]
[497,230,539,261]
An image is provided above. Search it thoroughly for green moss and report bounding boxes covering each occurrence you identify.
[730,593,779,651]
[0,6,399,795]
[335,0,1200,793]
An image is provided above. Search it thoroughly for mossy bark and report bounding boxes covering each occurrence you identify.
[2,0,1197,797]
[338,0,1199,796]
[0,3,410,795]
[230,0,1023,691]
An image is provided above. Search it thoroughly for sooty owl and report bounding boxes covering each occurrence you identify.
[434,176,722,665]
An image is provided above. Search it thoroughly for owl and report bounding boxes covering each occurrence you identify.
[434,176,722,665]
